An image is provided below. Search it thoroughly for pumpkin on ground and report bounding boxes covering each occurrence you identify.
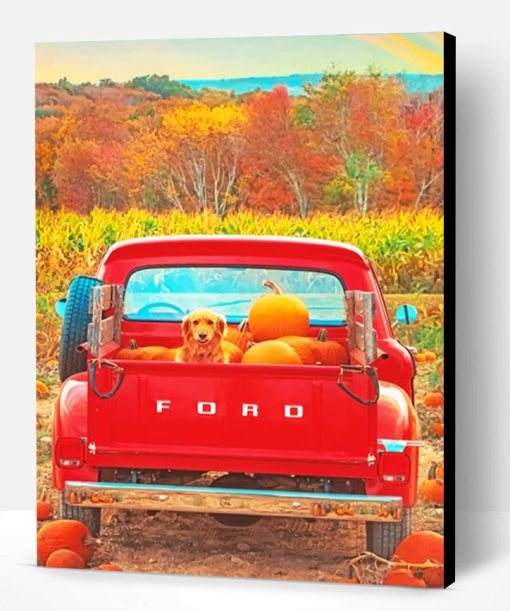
[248,280,310,342]
[95,563,122,571]
[37,499,53,521]
[46,549,85,569]
[428,462,444,481]
[423,392,444,408]
[225,320,253,352]
[419,479,444,504]
[242,340,302,366]
[312,329,349,365]
[392,531,444,565]
[37,520,96,564]
[383,569,426,587]
[223,341,244,363]
[422,566,445,588]
[278,335,319,365]
[423,351,438,362]
[431,422,444,437]
[36,380,49,398]
[415,353,427,363]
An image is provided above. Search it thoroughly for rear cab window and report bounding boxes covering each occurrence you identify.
[124,266,346,326]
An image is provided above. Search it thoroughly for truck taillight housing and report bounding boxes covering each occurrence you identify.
[55,437,84,468]
[377,452,411,484]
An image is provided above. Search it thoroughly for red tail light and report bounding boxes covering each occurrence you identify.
[378,452,411,483]
[55,437,84,468]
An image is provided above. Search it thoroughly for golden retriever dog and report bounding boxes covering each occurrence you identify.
[176,308,229,363]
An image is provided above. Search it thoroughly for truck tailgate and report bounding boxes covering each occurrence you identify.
[87,361,378,478]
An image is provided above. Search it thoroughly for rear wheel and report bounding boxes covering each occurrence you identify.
[59,275,103,382]
[58,491,101,537]
[366,508,411,559]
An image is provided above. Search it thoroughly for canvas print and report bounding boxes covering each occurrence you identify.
[35,32,454,586]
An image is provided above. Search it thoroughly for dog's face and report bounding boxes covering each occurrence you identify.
[182,309,226,346]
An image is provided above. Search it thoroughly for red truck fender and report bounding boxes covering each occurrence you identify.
[366,382,420,506]
[52,372,99,491]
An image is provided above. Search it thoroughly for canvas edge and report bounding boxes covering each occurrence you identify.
[443,30,456,589]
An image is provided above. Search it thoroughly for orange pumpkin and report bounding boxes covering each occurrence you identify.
[46,549,85,569]
[419,479,444,504]
[431,422,444,437]
[152,348,177,361]
[392,531,444,565]
[36,380,49,398]
[95,563,122,571]
[423,392,444,408]
[134,346,172,361]
[312,329,349,365]
[115,339,140,359]
[383,569,426,587]
[439,362,444,376]
[415,353,427,363]
[242,340,302,366]
[225,320,253,352]
[248,280,310,341]
[223,341,244,363]
[278,335,319,365]
[37,520,96,564]
[422,566,444,588]
[37,500,53,521]
[428,462,444,481]
[423,351,437,362]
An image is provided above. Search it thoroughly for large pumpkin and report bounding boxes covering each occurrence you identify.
[383,569,426,588]
[278,336,319,365]
[37,520,96,564]
[392,531,444,565]
[46,549,85,569]
[312,329,349,365]
[242,340,302,365]
[248,280,310,341]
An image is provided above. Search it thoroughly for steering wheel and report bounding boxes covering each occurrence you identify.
[135,302,187,318]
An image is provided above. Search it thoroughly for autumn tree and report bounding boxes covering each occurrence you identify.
[306,71,408,214]
[243,86,331,217]
[404,101,444,207]
[160,101,246,215]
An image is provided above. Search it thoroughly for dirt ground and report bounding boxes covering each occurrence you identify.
[36,360,444,582]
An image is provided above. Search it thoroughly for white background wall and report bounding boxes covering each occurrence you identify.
[0,0,507,528]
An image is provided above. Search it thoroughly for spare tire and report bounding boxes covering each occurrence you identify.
[58,275,103,382]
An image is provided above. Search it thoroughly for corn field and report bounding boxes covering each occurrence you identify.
[36,208,444,364]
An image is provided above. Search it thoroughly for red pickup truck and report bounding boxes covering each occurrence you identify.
[52,235,421,559]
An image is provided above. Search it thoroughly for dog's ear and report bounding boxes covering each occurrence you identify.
[216,315,226,337]
[181,315,192,339]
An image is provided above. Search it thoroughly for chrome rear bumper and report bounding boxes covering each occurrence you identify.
[65,481,403,522]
